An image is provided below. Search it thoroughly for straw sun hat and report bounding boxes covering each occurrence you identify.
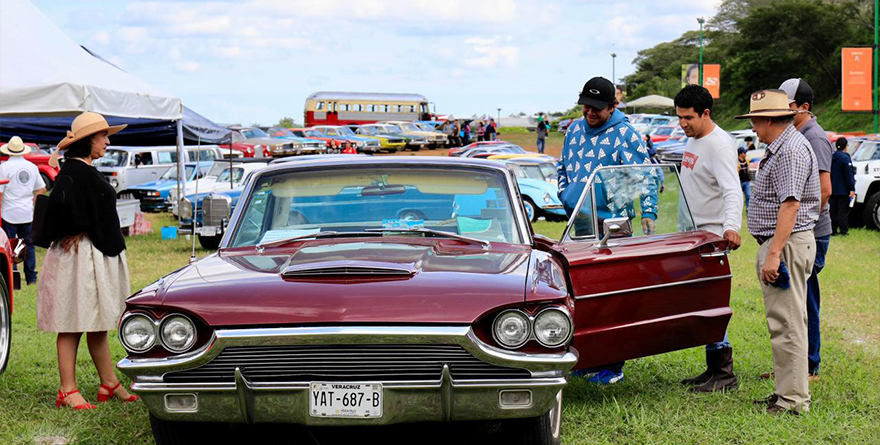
[734,89,802,119]
[57,112,126,150]
[0,136,32,156]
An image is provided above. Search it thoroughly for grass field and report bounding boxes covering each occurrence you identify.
[0,210,877,444]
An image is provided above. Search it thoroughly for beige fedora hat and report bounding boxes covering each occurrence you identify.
[735,89,801,119]
[0,136,32,156]
[57,112,126,150]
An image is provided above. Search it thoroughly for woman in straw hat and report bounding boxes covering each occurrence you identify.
[38,112,139,409]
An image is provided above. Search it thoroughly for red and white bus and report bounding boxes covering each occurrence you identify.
[304,92,431,127]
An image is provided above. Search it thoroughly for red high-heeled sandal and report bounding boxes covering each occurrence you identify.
[56,388,97,410]
[96,381,140,403]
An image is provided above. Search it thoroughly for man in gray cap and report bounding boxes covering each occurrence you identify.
[776,78,832,381]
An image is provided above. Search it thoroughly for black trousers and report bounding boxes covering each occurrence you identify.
[829,195,851,235]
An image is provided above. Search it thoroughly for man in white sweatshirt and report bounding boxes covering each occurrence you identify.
[674,84,744,392]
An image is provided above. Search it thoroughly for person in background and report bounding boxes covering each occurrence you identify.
[485,118,497,141]
[38,112,140,410]
[0,136,47,285]
[674,84,743,393]
[536,119,548,154]
[558,76,657,385]
[778,78,832,381]
[738,147,751,209]
[745,136,757,152]
[477,121,485,142]
[738,89,820,415]
[829,137,856,236]
[462,121,471,146]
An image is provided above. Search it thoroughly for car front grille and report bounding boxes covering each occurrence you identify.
[202,195,231,227]
[163,344,532,383]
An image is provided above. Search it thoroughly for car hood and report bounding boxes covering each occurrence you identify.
[151,240,533,326]
[517,178,558,199]
[130,179,174,191]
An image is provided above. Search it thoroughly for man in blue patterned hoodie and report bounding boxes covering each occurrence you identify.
[557,76,658,384]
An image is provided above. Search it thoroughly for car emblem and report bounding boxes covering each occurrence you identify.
[752,91,766,101]
[589,89,600,95]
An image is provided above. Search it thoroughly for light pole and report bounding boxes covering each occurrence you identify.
[497,108,501,124]
[611,53,617,85]
[697,17,705,87]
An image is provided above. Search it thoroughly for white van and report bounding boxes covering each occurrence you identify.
[94,145,233,193]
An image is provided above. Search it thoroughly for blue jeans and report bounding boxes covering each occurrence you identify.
[537,138,545,154]
[741,181,750,209]
[807,234,829,375]
[2,220,37,284]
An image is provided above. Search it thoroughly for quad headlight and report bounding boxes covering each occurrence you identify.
[160,315,197,352]
[120,314,156,352]
[492,306,572,349]
[120,313,198,354]
[533,308,573,347]
[493,310,531,349]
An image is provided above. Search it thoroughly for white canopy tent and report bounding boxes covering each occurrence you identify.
[626,95,675,109]
[0,0,182,119]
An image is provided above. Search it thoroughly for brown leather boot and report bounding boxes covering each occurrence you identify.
[691,347,738,392]
[681,350,713,386]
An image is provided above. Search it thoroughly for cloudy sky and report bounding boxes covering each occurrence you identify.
[33,0,720,125]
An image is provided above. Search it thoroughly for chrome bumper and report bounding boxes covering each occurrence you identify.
[118,326,577,425]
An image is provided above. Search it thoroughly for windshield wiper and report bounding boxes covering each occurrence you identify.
[365,227,490,250]
[255,231,343,252]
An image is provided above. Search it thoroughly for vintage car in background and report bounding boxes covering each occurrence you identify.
[120,162,213,211]
[850,139,880,229]
[352,124,407,153]
[311,125,382,154]
[265,127,326,155]
[375,123,428,151]
[489,156,564,222]
[290,128,349,153]
[0,177,25,376]
[117,157,732,445]
[647,125,684,143]
[385,120,448,149]
[170,159,270,217]
[95,146,228,193]
[226,126,293,158]
[459,144,529,159]
[448,140,511,157]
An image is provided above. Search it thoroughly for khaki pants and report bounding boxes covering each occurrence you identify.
[756,230,815,412]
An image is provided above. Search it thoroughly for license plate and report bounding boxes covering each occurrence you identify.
[309,382,382,418]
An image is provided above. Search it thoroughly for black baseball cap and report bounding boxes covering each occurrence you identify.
[779,78,814,107]
[578,77,616,109]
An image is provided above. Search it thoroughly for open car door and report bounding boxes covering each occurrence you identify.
[553,164,732,370]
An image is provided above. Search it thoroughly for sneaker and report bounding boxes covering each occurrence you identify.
[586,369,624,385]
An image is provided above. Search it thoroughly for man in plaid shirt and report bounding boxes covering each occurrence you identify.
[736,89,820,415]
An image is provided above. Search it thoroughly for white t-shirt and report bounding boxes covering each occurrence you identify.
[0,156,46,224]
[679,125,743,237]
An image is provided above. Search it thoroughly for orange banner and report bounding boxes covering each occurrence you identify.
[702,64,720,99]
[842,47,872,111]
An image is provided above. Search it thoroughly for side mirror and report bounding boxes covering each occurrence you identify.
[597,217,632,249]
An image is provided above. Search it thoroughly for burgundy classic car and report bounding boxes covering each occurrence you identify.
[117,157,731,444]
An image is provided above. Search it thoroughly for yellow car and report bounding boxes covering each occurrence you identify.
[354,125,407,153]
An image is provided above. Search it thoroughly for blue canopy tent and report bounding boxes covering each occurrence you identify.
[0,107,232,146]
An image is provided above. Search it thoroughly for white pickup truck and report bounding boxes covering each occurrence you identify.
[850,140,880,229]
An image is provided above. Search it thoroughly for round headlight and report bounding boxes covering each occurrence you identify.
[121,314,156,352]
[160,315,197,352]
[533,308,572,347]
[110,178,119,188]
[493,310,530,349]
[180,197,193,220]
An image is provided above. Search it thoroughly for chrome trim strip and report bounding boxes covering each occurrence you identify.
[131,377,569,393]
[574,274,732,300]
[118,326,578,379]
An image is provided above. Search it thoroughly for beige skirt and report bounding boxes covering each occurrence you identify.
[36,237,130,333]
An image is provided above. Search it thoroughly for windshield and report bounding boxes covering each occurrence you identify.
[399,123,422,132]
[160,165,197,180]
[358,126,379,136]
[335,127,357,136]
[242,128,269,139]
[207,162,232,177]
[853,142,880,161]
[94,149,128,168]
[538,163,556,180]
[230,166,521,247]
[269,128,294,137]
[417,123,435,132]
[217,167,245,184]
[518,164,547,181]
[652,127,674,136]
